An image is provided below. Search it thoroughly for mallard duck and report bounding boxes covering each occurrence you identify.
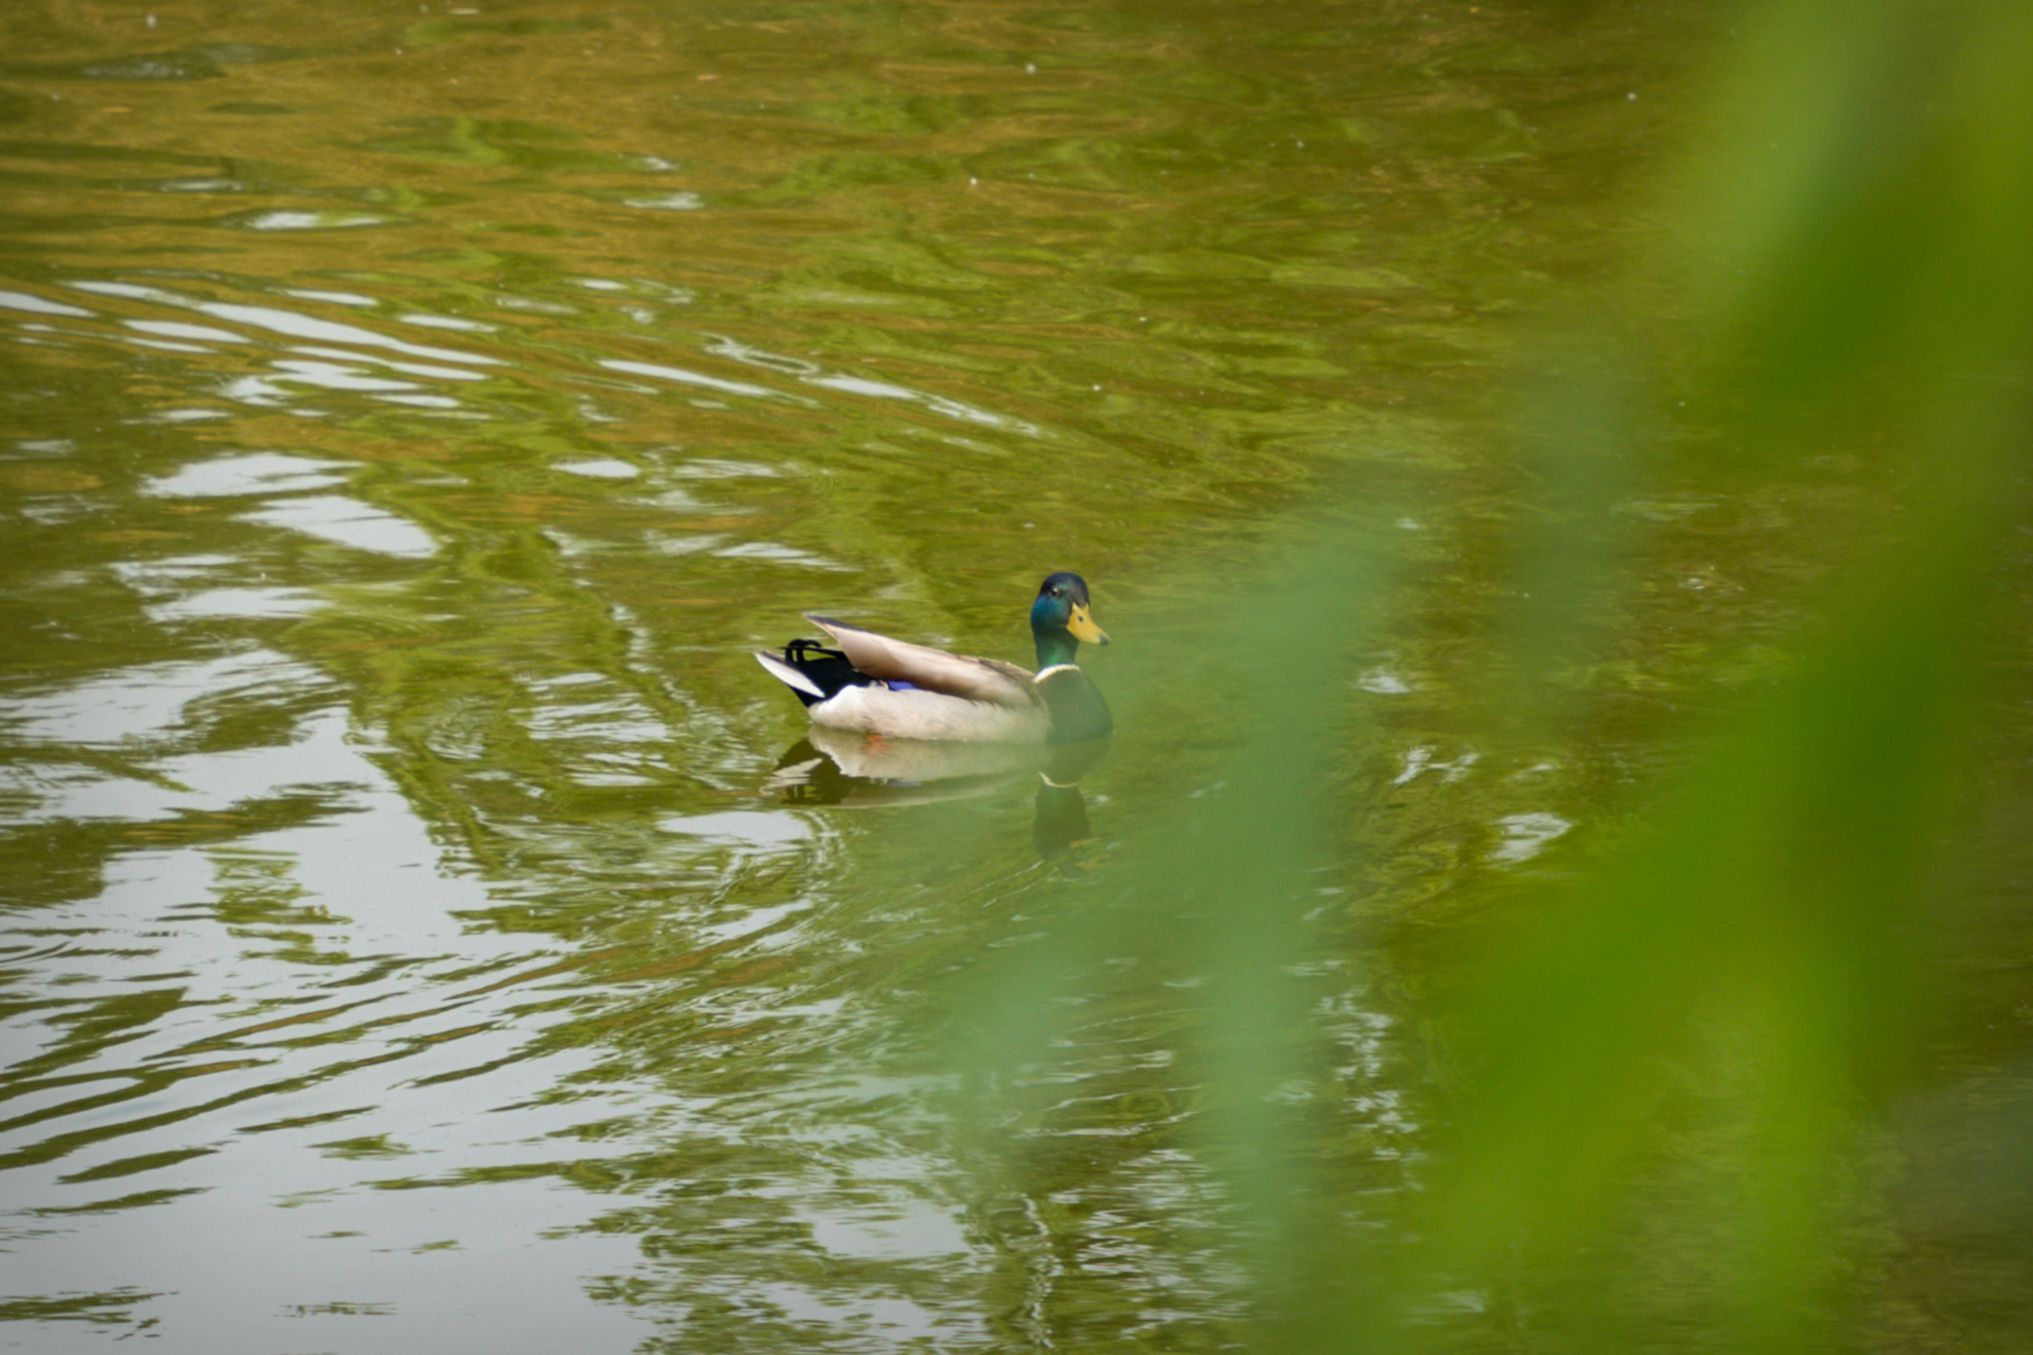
[755,572,1113,743]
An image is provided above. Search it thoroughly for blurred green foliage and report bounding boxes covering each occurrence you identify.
[951,1,2033,1349]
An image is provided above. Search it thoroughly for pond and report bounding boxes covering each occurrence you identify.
[3,1,2029,1351]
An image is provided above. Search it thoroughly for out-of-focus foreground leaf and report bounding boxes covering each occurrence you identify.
[949,0,2033,1350]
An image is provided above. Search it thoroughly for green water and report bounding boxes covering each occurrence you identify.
[3,2,2029,1351]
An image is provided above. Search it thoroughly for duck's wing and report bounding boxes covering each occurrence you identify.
[805,615,1036,708]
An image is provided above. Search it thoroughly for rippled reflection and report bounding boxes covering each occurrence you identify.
[769,730,1108,860]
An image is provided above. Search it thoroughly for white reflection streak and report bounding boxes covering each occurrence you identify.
[290,345,486,382]
[283,289,377,306]
[126,320,250,344]
[806,372,1026,431]
[143,452,346,498]
[196,303,500,366]
[601,357,776,399]
[65,280,501,367]
[704,334,1035,434]
[0,289,93,317]
[127,338,211,354]
[67,279,179,302]
[401,313,494,332]
[268,360,418,393]
[1490,812,1572,864]
[704,335,822,376]
[241,494,437,558]
[376,393,467,410]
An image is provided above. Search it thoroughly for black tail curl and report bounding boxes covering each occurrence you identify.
[777,637,876,708]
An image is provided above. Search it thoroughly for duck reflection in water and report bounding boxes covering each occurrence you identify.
[765,728,1110,860]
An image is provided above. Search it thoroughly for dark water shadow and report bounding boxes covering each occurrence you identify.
[764,728,1110,860]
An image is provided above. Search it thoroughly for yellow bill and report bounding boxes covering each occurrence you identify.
[1067,603,1110,646]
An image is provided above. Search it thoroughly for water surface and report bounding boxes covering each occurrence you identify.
[3,2,2026,1351]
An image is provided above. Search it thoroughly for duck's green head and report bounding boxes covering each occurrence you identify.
[1031,572,1108,668]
